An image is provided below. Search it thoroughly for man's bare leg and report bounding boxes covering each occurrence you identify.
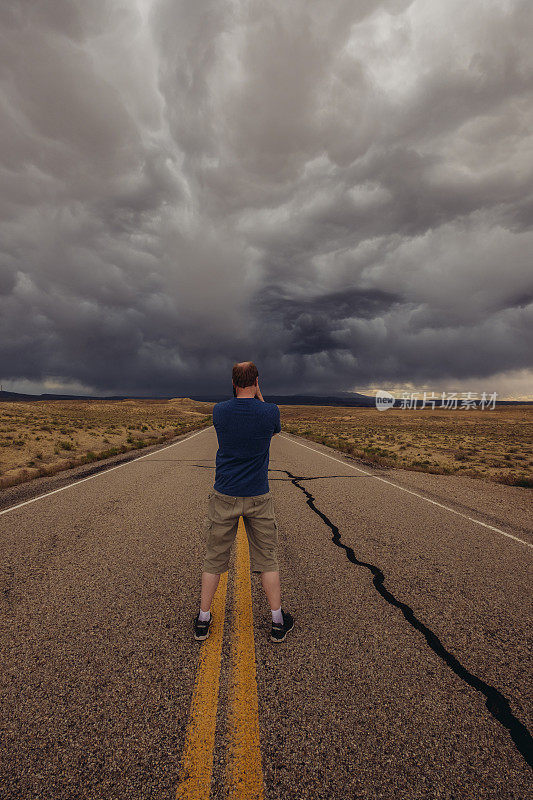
[200,571,221,613]
[260,570,281,610]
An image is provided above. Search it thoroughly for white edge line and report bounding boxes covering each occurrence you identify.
[280,433,533,551]
[0,426,214,517]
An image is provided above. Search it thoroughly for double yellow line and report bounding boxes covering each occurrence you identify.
[176,518,265,799]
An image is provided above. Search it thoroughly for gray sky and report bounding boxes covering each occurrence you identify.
[1,0,532,398]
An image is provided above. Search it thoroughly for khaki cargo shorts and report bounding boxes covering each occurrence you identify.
[202,488,279,575]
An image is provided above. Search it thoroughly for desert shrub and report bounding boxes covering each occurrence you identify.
[453,450,469,461]
[496,472,533,489]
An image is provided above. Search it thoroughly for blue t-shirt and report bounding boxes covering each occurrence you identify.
[213,397,281,496]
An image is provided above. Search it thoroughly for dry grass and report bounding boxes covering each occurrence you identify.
[0,398,214,490]
[279,404,533,488]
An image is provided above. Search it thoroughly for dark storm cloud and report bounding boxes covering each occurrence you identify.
[253,287,401,356]
[1,0,532,397]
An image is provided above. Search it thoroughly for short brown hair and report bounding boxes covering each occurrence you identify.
[232,361,259,388]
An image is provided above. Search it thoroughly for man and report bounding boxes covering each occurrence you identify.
[194,361,294,643]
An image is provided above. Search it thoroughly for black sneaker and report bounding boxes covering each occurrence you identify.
[194,613,212,641]
[271,609,294,643]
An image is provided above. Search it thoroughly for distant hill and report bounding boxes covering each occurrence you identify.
[0,389,376,405]
[1,389,529,406]
[0,390,131,402]
[191,392,531,407]
[191,392,377,406]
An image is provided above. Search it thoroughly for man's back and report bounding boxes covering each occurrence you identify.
[213,397,281,496]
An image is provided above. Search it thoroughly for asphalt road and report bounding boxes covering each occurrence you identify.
[0,426,531,799]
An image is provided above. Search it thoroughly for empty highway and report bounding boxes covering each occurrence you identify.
[0,426,531,799]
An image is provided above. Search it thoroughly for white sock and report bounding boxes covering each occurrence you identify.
[199,608,211,622]
[271,606,283,625]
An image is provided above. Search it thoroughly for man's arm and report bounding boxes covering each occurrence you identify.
[255,381,280,432]
[273,405,281,435]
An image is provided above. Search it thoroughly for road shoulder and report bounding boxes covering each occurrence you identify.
[0,425,213,513]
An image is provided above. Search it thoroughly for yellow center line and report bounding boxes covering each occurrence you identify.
[227,517,265,799]
[176,572,228,800]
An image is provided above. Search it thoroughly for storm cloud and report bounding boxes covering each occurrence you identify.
[1,0,532,396]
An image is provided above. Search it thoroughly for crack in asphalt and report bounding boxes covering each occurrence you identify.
[275,468,533,769]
